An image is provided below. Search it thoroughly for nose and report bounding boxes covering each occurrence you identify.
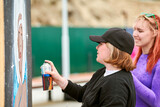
[96,44,99,50]
[133,30,138,38]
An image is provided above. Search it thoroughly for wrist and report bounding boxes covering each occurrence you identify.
[56,77,68,90]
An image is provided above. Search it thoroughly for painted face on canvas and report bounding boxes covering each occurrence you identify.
[96,43,111,64]
[17,14,23,81]
[133,18,157,49]
[18,23,23,60]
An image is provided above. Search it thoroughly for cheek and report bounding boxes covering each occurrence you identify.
[102,49,110,59]
[141,33,152,42]
[105,51,111,60]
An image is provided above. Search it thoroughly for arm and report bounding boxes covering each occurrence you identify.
[44,60,88,102]
[62,80,88,102]
[62,67,105,102]
[132,63,160,107]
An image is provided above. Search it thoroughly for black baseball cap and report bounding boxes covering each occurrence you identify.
[89,28,134,55]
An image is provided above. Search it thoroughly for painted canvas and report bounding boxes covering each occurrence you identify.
[12,0,28,107]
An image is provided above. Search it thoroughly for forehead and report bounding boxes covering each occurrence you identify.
[133,19,150,29]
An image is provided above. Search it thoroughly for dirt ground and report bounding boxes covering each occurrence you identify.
[31,0,160,27]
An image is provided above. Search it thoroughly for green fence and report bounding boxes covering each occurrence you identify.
[32,27,133,77]
[32,27,107,77]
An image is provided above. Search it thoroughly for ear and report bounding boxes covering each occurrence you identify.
[153,29,158,37]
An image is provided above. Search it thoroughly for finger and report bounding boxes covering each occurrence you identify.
[45,71,56,81]
[45,60,54,67]
[45,60,57,71]
[45,60,52,64]
[45,71,53,76]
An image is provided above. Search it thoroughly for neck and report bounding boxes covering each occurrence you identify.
[142,47,150,54]
[142,41,154,54]
[104,63,121,71]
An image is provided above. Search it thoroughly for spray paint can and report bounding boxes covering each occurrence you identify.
[41,63,53,91]
[41,63,51,74]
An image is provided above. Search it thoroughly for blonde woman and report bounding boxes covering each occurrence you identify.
[45,28,136,107]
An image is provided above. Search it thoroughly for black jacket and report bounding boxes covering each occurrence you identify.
[63,67,136,107]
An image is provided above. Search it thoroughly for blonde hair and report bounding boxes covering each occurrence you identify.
[105,43,136,71]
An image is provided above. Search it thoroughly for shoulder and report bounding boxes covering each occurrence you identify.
[154,59,160,70]
[103,70,133,90]
[105,70,132,84]
[154,59,160,73]
[115,69,132,80]
[156,59,160,65]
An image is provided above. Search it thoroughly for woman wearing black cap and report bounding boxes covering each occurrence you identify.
[45,28,136,107]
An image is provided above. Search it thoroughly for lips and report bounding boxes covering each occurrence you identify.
[134,39,139,41]
[134,37,140,40]
[134,39,140,42]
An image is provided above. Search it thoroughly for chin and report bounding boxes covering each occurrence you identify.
[135,44,141,47]
[135,42,141,46]
[96,58,100,63]
[96,58,98,62]
[96,59,103,64]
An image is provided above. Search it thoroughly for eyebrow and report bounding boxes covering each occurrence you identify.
[137,28,143,31]
[133,26,143,31]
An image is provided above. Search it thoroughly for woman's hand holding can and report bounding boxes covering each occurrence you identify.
[44,60,68,90]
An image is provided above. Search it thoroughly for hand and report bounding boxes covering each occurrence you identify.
[44,60,60,81]
[44,60,68,90]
